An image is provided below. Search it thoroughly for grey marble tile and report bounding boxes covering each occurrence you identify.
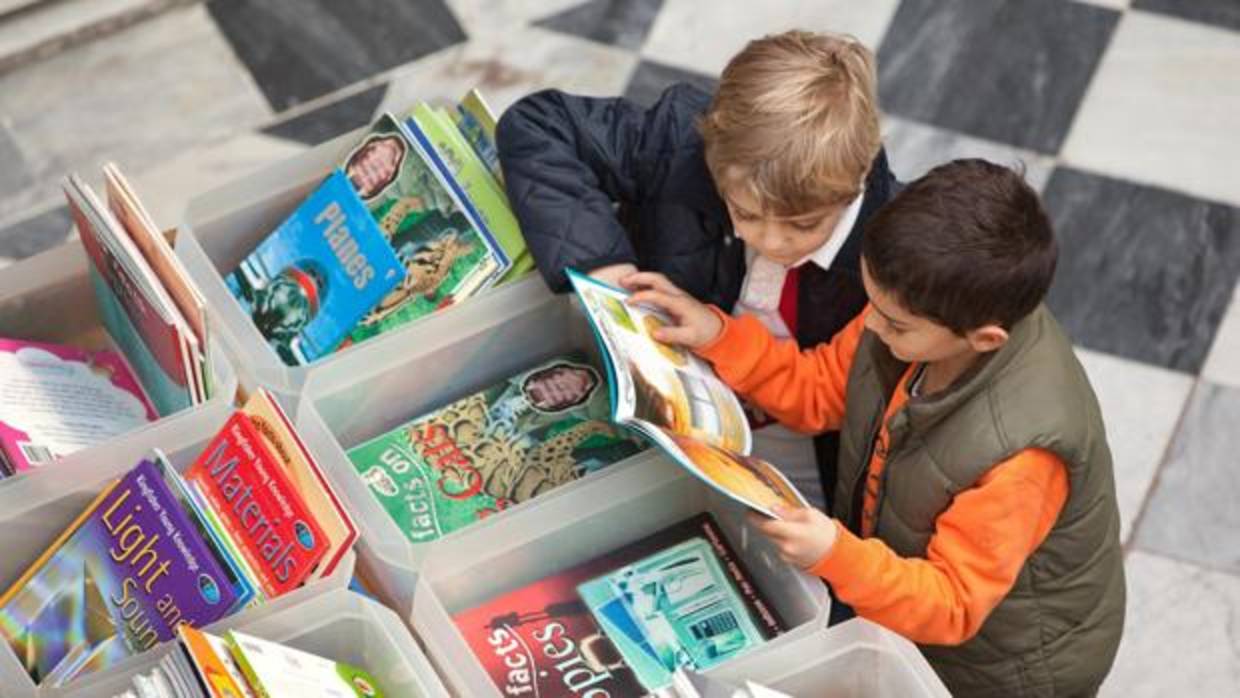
[1100,551,1240,697]
[1132,383,1240,573]
[1044,167,1240,373]
[623,59,717,108]
[205,0,465,111]
[263,83,388,145]
[881,116,1055,192]
[1060,11,1240,208]
[877,0,1119,154]
[1133,0,1240,33]
[1075,348,1194,545]
[534,0,663,52]
[0,122,32,196]
[1203,286,1240,390]
[641,0,900,76]
[0,205,72,260]
[444,0,583,38]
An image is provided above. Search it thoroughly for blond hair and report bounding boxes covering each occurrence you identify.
[700,30,881,217]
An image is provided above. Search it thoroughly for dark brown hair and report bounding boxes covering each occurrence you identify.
[861,159,1057,334]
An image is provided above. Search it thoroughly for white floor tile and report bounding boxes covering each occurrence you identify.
[641,0,900,76]
[445,0,584,38]
[882,116,1057,192]
[1100,551,1240,698]
[1203,285,1240,390]
[1061,10,1240,207]
[1075,348,1194,544]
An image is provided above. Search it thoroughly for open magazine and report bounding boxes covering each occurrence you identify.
[568,270,808,518]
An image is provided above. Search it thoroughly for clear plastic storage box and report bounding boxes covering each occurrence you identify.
[0,242,237,495]
[55,589,449,698]
[0,413,355,698]
[174,127,547,400]
[709,617,952,697]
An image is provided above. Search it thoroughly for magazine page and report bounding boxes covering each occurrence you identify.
[568,270,809,517]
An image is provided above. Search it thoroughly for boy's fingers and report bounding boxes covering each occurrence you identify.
[623,271,682,295]
[651,325,699,346]
[627,289,687,316]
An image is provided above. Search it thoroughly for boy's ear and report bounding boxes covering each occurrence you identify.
[966,324,1009,353]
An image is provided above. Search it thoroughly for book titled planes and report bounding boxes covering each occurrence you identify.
[0,392,356,686]
[228,88,535,366]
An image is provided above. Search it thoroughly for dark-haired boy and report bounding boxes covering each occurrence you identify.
[625,159,1124,697]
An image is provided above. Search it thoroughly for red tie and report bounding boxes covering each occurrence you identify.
[778,265,800,334]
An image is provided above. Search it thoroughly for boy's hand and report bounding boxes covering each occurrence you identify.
[589,263,639,286]
[622,272,723,349]
[750,506,839,569]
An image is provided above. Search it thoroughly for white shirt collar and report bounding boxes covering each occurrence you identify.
[800,186,865,271]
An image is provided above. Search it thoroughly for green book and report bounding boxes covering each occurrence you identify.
[226,629,385,698]
[348,352,647,543]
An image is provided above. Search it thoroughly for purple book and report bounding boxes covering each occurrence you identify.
[0,458,238,686]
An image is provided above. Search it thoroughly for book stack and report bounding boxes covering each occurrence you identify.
[227,89,536,366]
[451,513,786,696]
[112,624,385,698]
[347,352,648,544]
[0,391,356,686]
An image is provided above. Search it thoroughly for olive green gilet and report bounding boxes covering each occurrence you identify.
[832,306,1125,697]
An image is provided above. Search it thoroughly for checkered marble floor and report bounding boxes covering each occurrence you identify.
[2,0,1239,693]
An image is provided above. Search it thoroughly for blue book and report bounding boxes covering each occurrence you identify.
[0,459,239,686]
[226,169,405,365]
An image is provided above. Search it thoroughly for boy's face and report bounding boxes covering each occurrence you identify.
[724,186,845,267]
[860,261,1005,364]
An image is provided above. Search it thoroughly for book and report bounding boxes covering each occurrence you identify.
[347,352,646,544]
[0,459,239,685]
[226,629,385,698]
[0,337,156,476]
[225,169,405,365]
[337,113,509,346]
[452,88,503,185]
[65,173,204,415]
[407,103,534,283]
[103,163,211,402]
[184,413,329,599]
[240,389,357,580]
[568,270,809,518]
[177,624,256,698]
[452,513,782,698]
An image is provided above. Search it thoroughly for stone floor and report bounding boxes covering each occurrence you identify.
[1,0,1238,694]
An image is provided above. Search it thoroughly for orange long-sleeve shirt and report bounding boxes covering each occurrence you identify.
[697,307,1069,645]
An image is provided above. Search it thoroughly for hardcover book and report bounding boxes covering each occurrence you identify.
[452,88,503,185]
[0,459,239,685]
[347,352,646,544]
[227,629,385,698]
[337,113,508,346]
[452,513,783,698]
[184,413,329,599]
[226,169,405,365]
[0,338,156,475]
[241,389,357,580]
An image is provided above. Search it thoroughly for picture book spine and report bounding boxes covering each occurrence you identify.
[185,414,329,598]
[697,515,785,637]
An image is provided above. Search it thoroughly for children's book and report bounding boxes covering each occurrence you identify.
[347,352,646,544]
[103,163,211,402]
[241,389,357,580]
[336,113,508,346]
[65,173,203,415]
[225,169,405,366]
[226,629,385,698]
[177,624,257,698]
[184,413,329,599]
[452,88,503,185]
[0,459,239,685]
[567,270,808,518]
[452,513,782,698]
[407,103,534,282]
[0,338,156,476]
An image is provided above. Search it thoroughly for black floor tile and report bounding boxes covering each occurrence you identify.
[263,83,388,144]
[623,58,717,108]
[534,0,664,51]
[0,206,73,260]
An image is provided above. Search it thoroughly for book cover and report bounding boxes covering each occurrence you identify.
[226,629,385,698]
[0,338,156,475]
[241,389,357,580]
[0,459,238,685]
[103,163,211,403]
[452,514,763,698]
[225,169,405,366]
[347,352,646,544]
[337,113,506,346]
[411,103,534,282]
[453,88,503,185]
[178,624,256,698]
[185,413,329,599]
[65,174,199,415]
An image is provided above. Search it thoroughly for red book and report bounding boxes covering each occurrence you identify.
[185,413,328,598]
